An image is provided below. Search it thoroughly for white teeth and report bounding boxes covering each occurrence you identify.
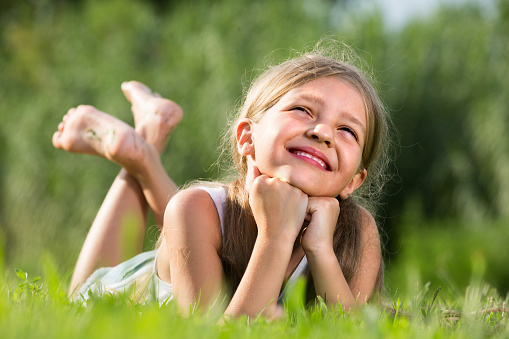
[293,151,327,169]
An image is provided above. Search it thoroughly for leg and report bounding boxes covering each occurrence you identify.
[54,87,182,296]
[67,169,148,297]
[53,107,153,296]
[121,81,183,224]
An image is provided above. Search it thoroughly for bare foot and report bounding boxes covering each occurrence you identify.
[121,81,183,154]
[52,105,156,174]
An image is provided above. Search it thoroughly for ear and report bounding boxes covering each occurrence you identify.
[236,118,255,156]
[339,169,367,200]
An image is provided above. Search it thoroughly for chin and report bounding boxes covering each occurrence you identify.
[287,178,339,197]
[268,168,341,197]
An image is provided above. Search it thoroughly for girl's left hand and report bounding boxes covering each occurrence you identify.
[300,197,340,256]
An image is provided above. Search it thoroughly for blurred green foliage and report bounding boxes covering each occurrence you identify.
[0,0,508,297]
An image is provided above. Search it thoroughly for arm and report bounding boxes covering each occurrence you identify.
[349,207,382,303]
[224,228,294,318]
[302,199,381,310]
[158,182,307,319]
[157,188,226,315]
[224,175,308,318]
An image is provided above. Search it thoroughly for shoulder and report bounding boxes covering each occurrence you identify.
[164,187,222,249]
[167,186,220,207]
[357,205,380,247]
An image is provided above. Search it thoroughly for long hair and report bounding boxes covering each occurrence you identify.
[219,47,391,300]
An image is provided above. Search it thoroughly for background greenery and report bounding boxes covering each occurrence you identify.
[0,0,508,305]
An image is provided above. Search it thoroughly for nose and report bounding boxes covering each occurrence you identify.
[306,123,333,147]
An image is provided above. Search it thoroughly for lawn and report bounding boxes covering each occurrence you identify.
[1,265,507,338]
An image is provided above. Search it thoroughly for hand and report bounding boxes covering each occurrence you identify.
[300,197,340,256]
[248,165,308,244]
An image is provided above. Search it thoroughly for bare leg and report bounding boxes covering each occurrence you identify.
[54,86,182,296]
[67,169,148,298]
[121,81,183,223]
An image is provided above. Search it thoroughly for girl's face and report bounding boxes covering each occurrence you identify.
[239,76,367,198]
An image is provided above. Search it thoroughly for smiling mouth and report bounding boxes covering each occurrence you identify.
[289,149,331,171]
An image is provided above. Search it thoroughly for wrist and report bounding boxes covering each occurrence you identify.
[256,229,297,250]
[256,224,300,247]
[303,244,336,262]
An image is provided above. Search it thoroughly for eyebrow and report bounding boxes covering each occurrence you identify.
[295,93,326,106]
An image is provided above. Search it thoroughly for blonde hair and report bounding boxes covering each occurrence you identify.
[142,43,391,304]
[226,48,391,209]
[220,43,392,297]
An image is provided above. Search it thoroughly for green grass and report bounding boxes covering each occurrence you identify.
[2,1,509,337]
[1,267,507,339]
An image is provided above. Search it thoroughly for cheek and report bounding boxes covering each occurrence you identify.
[255,148,279,172]
[346,144,363,166]
[336,149,363,180]
[252,139,272,170]
[253,124,282,158]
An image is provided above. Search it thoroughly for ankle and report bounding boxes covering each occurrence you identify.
[128,143,162,185]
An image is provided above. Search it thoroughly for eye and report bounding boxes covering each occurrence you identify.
[339,126,358,141]
[292,106,312,117]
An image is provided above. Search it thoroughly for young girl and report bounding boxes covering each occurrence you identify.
[53,48,390,319]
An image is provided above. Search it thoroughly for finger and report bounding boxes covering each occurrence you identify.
[306,197,340,220]
[306,198,320,216]
[300,227,308,244]
[252,164,262,179]
[247,164,271,195]
[304,213,312,222]
[250,165,268,187]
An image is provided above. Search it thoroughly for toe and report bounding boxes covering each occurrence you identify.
[52,131,62,148]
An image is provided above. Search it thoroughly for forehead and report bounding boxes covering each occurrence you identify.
[282,77,367,125]
[285,76,363,102]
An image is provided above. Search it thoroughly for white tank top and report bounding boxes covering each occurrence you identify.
[154,186,308,305]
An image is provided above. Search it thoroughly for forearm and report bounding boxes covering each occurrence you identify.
[224,234,294,318]
[306,249,357,310]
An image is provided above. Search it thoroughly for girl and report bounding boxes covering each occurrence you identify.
[53,48,390,319]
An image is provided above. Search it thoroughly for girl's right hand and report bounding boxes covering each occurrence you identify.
[248,165,308,244]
